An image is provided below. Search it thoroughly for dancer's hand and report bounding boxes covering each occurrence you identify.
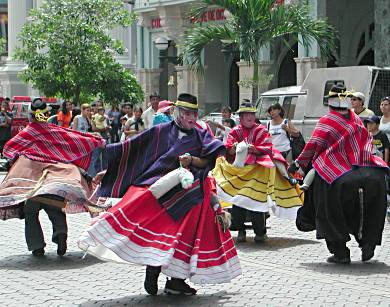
[93,171,106,185]
[179,154,192,168]
[287,162,299,174]
[247,144,255,153]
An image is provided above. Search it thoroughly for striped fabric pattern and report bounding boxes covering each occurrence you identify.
[4,122,104,170]
[296,110,388,184]
[79,182,241,284]
[99,122,224,197]
[213,157,303,219]
[225,124,286,168]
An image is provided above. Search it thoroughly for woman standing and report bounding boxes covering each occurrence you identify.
[72,104,92,133]
[107,105,121,143]
[124,106,145,139]
[267,103,299,161]
[379,97,390,141]
[0,100,13,158]
[57,101,73,128]
[379,96,390,223]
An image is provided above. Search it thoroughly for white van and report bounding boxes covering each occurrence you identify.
[256,66,390,140]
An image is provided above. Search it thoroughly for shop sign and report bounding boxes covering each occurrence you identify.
[151,18,161,29]
[190,8,226,24]
[150,8,226,29]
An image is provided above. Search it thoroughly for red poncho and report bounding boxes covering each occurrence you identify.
[4,122,105,170]
[296,110,388,184]
[225,124,286,168]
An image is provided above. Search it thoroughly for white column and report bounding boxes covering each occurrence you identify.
[294,0,326,85]
[0,0,32,97]
[7,1,31,59]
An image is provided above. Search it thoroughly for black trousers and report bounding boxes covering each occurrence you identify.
[325,240,350,259]
[231,205,266,236]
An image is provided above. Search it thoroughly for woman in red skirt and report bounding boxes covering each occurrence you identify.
[79,93,241,295]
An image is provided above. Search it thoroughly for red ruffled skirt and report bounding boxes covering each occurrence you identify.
[78,180,241,284]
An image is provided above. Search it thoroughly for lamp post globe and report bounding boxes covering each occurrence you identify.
[155,37,169,51]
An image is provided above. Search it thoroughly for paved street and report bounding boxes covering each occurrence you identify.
[1,211,390,307]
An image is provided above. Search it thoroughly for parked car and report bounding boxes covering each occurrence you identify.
[9,96,60,137]
[201,112,239,134]
[256,66,390,140]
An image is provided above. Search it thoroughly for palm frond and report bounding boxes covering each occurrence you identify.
[266,4,337,58]
[181,24,235,74]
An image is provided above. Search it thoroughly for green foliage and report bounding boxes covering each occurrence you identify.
[0,37,6,54]
[183,0,337,101]
[14,0,143,105]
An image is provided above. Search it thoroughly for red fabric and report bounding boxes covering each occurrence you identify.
[226,124,286,168]
[90,178,239,273]
[296,110,388,184]
[4,122,105,170]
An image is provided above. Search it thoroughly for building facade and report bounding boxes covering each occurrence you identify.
[0,0,137,100]
[134,0,390,112]
[0,0,389,112]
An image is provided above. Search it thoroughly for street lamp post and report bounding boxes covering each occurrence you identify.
[154,37,180,100]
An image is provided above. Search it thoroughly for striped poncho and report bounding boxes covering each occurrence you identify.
[4,122,105,170]
[296,109,388,184]
[225,124,287,168]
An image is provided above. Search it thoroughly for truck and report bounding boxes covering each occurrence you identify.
[255,66,390,140]
[9,96,60,137]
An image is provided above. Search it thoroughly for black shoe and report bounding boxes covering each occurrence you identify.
[57,234,67,256]
[326,255,351,264]
[361,244,375,262]
[32,248,45,257]
[164,278,197,295]
[144,266,161,295]
[254,234,267,243]
[236,230,246,243]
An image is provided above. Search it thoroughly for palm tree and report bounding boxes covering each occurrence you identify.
[182,0,336,103]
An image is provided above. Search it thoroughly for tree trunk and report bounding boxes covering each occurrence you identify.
[74,87,81,106]
[251,59,259,104]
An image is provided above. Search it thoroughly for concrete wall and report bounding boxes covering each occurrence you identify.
[326,0,374,66]
[203,39,229,112]
[375,0,390,66]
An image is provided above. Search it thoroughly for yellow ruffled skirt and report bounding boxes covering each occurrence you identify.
[212,157,303,220]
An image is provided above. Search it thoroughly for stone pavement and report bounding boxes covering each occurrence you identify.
[0,212,389,307]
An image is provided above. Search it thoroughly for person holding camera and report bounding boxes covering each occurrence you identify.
[0,99,13,158]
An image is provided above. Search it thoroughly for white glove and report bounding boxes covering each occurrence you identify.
[232,141,248,168]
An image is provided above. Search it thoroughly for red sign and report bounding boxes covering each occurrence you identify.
[151,18,161,29]
[151,8,226,29]
[190,8,226,24]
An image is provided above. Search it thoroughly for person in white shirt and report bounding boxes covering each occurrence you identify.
[267,102,300,162]
[350,92,375,120]
[142,93,160,129]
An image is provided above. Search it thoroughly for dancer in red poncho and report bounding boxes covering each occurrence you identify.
[0,98,104,256]
[212,101,303,243]
[290,85,389,263]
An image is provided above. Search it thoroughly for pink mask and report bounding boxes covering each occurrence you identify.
[175,108,198,130]
[239,112,256,129]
